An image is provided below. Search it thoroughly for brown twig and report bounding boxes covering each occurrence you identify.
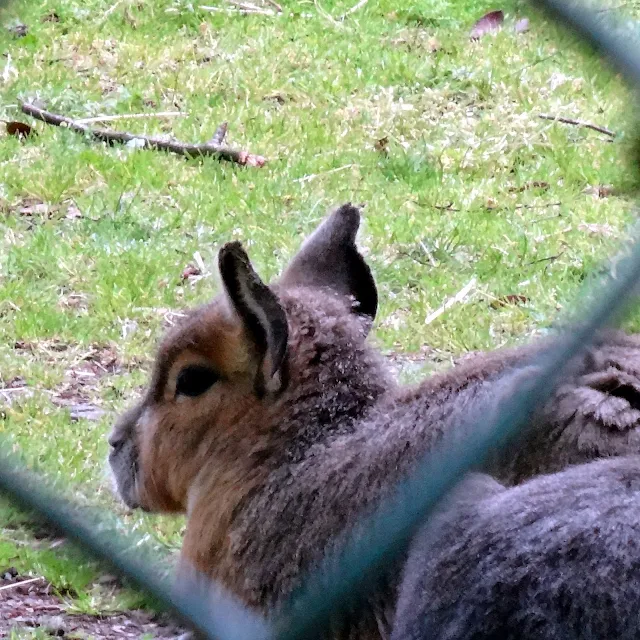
[538,114,616,138]
[20,103,266,167]
[525,251,565,266]
[433,202,460,212]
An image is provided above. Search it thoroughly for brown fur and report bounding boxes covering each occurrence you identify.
[109,204,640,639]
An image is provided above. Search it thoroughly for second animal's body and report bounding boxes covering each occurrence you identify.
[394,456,640,640]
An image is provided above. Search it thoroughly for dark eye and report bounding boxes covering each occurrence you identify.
[175,365,219,398]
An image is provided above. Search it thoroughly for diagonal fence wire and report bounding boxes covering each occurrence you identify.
[0,445,271,640]
[0,2,640,640]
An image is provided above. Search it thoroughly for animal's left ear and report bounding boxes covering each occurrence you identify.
[218,242,288,397]
[279,203,378,323]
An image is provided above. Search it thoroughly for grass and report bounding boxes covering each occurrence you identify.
[1,0,640,624]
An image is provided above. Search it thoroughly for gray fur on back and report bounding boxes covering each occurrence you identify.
[224,329,640,629]
[392,456,640,640]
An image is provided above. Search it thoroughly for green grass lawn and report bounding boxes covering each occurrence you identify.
[1,0,640,622]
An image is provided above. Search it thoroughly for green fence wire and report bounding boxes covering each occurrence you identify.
[2,2,640,639]
[0,440,271,640]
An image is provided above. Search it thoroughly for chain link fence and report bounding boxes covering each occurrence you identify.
[1,1,640,638]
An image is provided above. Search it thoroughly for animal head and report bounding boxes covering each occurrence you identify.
[109,203,388,513]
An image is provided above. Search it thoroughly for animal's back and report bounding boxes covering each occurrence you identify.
[392,457,640,640]
[404,330,640,484]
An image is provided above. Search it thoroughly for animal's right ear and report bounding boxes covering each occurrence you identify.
[279,203,378,323]
[218,242,289,397]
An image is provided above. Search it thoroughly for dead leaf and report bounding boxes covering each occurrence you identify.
[81,345,121,375]
[1,376,26,389]
[181,264,202,281]
[67,402,105,422]
[264,92,287,104]
[17,198,50,217]
[57,292,88,311]
[583,184,616,199]
[490,294,529,309]
[42,11,60,22]
[427,36,441,52]
[514,17,530,33]
[470,10,504,40]
[508,181,550,193]
[578,222,618,237]
[374,136,389,154]
[65,200,82,219]
[7,21,28,37]
[5,121,34,139]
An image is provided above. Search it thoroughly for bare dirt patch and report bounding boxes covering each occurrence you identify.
[0,572,180,638]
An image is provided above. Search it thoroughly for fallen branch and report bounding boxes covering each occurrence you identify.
[20,103,266,167]
[538,113,616,138]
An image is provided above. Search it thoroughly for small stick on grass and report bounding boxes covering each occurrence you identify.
[425,277,477,325]
[0,577,44,592]
[294,163,358,183]
[225,0,275,13]
[339,0,368,19]
[201,0,276,15]
[20,103,266,167]
[526,251,565,266]
[75,111,186,124]
[538,114,616,138]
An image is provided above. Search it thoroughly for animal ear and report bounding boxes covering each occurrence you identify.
[279,203,378,322]
[218,242,289,397]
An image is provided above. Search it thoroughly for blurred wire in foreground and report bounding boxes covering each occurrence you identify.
[0,447,271,640]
